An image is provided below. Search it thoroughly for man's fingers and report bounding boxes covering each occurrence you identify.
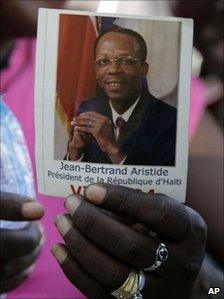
[0,192,44,221]
[75,117,98,128]
[76,114,100,122]
[75,125,94,135]
[77,113,111,125]
[64,198,159,269]
[84,184,192,240]
[0,222,43,259]
[79,111,106,121]
[55,214,130,290]
[51,244,113,299]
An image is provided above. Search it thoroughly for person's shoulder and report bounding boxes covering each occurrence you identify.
[156,99,177,120]
[150,94,176,113]
[144,91,177,118]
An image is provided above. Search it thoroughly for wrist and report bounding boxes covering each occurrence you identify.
[106,144,126,164]
[68,142,83,161]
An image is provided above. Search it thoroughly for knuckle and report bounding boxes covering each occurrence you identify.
[116,231,147,265]
[192,211,207,242]
[153,194,193,238]
[174,210,207,276]
[105,268,125,290]
[148,194,173,224]
[74,206,98,235]
[128,238,142,256]
[113,188,142,213]
[180,256,203,277]
[113,231,128,258]
[66,230,87,257]
[116,196,130,214]
[187,206,207,241]
[196,216,207,242]
[127,238,148,266]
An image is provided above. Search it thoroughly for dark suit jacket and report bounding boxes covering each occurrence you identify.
[77,89,177,166]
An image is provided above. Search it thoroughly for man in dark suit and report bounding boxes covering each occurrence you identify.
[67,27,176,166]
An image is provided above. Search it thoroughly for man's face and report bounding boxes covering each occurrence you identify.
[94,32,149,102]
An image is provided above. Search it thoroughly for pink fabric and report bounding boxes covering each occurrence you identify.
[189,77,209,141]
[0,38,209,298]
[1,39,85,299]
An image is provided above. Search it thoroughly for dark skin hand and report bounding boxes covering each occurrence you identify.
[0,192,44,293]
[69,112,126,163]
[52,184,207,299]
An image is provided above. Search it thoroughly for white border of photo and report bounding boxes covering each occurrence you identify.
[35,8,193,202]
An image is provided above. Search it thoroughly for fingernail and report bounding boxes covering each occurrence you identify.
[85,184,106,204]
[65,195,81,215]
[51,244,67,264]
[55,215,72,236]
[22,202,44,219]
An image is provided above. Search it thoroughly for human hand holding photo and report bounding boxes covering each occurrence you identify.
[52,183,207,299]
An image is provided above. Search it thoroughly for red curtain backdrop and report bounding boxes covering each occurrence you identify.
[56,15,97,132]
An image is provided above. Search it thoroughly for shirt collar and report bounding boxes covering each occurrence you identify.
[109,96,141,126]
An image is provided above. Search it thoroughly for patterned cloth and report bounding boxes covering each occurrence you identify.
[0,98,35,229]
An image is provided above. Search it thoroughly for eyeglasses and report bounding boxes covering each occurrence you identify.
[94,56,142,69]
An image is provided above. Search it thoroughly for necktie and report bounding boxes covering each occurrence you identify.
[115,116,126,139]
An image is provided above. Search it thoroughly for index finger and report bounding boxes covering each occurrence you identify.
[0,192,44,221]
[84,184,192,240]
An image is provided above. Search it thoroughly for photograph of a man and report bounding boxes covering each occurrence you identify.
[67,27,177,166]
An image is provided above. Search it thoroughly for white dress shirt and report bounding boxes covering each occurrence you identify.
[109,96,140,164]
[109,96,140,141]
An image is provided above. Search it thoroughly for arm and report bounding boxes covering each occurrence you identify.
[52,183,207,299]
